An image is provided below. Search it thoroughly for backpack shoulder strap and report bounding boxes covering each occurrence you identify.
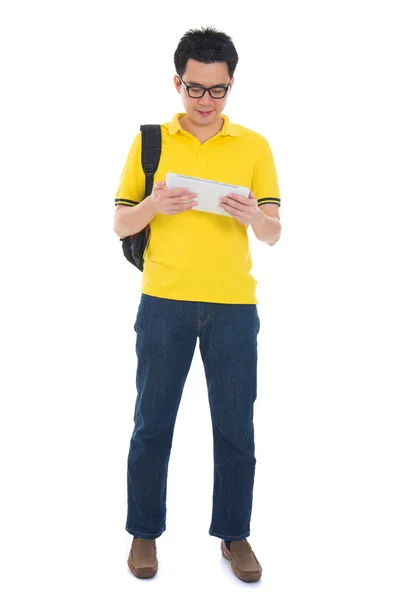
[140,124,162,199]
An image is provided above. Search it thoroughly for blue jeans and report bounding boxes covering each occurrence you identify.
[126,293,260,540]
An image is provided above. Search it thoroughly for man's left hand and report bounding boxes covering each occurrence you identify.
[219,190,261,226]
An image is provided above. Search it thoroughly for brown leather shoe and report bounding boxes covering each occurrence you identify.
[127,537,158,579]
[221,539,262,582]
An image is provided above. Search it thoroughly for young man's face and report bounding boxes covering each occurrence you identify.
[174,58,233,127]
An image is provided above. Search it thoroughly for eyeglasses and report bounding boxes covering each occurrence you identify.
[177,75,231,99]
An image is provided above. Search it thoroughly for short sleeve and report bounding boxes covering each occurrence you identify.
[251,136,281,207]
[114,131,145,207]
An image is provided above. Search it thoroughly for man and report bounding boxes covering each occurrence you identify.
[113,26,281,583]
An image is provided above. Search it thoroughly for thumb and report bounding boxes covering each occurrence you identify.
[153,180,165,190]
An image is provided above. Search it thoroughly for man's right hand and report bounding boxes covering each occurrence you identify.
[147,180,198,215]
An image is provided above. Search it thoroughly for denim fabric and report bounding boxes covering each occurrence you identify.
[126,293,260,540]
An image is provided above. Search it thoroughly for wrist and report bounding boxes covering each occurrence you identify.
[143,194,156,209]
[250,206,264,225]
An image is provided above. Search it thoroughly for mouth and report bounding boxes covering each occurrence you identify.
[196,109,214,117]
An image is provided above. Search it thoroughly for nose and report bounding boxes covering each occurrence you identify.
[199,91,214,105]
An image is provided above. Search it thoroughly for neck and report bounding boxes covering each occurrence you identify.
[179,114,224,143]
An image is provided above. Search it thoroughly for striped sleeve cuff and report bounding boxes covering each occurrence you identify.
[257,197,281,207]
[114,198,140,207]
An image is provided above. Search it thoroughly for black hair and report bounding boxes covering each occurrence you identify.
[173,26,239,80]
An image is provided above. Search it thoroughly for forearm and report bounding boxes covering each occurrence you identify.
[113,197,157,238]
[250,209,281,245]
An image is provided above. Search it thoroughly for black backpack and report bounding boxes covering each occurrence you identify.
[120,124,162,270]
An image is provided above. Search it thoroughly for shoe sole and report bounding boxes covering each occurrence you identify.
[221,541,262,583]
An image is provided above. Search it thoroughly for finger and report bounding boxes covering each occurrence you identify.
[222,193,247,204]
[165,196,197,211]
[175,193,198,204]
[167,188,196,199]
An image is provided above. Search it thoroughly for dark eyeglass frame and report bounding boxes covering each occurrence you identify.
[177,75,231,99]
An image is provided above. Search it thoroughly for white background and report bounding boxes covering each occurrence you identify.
[1,0,399,598]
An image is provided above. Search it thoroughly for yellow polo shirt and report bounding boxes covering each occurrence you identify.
[115,112,280,304]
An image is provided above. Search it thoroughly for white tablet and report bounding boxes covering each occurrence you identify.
[166,173,250,217]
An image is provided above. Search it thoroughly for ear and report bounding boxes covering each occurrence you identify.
[173,75,181,94]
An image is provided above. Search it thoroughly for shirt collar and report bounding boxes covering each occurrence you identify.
[167,112,240,137]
